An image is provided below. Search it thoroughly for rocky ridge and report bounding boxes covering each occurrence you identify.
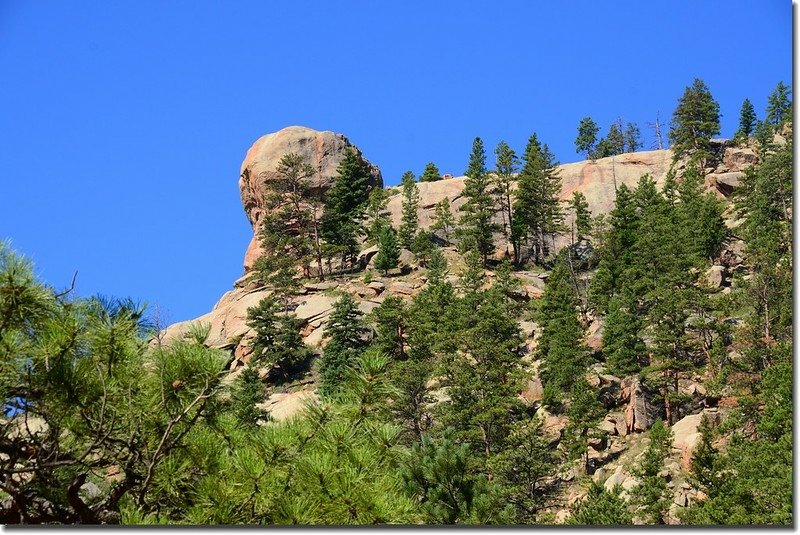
[159,126,761,524]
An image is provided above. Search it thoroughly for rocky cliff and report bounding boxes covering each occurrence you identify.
[164,126,759,364]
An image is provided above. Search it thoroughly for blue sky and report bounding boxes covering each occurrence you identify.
[0,1,791,323]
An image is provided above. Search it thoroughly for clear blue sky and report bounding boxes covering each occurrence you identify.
[0,1,791,324]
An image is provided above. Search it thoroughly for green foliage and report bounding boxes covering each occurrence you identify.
[253,152,325,285]
[575,116,599,158]
[493,140,518,255]
[668,78,720,162]
[624,122,641,153]
[734,98,756,142]
[411,230,435,267]
[371,295,407,361]
[438,290,525,459]
[230,367,268,426]
[364,187,391,244]
[401,431,511,524]
[567,483,633,525]
[563,379,604,471]
[319,294,369,399]
[512,133,563,265]
[602,294,645,376]
[0,242,229,523]
[458,137,497,263]
[398,171,419,248]
[536,253,588,391]
[569,191,592,242]
[488,417,558,522]
[765,81,791,127]
[374,226,400,275]
[430,198,455,244]
[321,148,373,262]
[632,419,672,524]
[246,297,311,380]
[419,162,441,182]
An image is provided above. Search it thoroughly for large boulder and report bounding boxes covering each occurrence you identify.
[239,126,383,271]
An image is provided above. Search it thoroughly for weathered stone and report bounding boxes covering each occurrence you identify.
[294,294,337,322]
[303,281,339,292]
[703,265,726,288]
[259,389,318,422]
[239,126,383,271]
[624,378,663,432]
[389,281,415,295]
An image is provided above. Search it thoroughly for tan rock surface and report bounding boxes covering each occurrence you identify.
[238,126,382,271]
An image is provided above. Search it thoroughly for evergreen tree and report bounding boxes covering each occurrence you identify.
[401,431,511,524]
[536,253,588,391]
[458,137,497,263]
[230,366,268,425]
[419,162,442,182]
[633,419,673,524]
[668,78,721,163]
[371,294,407,361]
[431,198,455,244]
[439,291,524,460]
[605,119,626,155]
[512,133,563,265]
[254,152,325,283]
[564,379,605,472]
[602,294,646,376]
[493,140,518,257]
[321,148,373,264]
[569,191,592,242]
[319,294,369,398]
[411,229,435,267]
[374,225,400,275]
[488,417,558,522]
[575,116,599,158]
[246,296,311,380]
[568,483,633,525]
[365,187,391,244]
[398,171,420,248]
[765,81,791,127]
[624,122,641,153]
[734,98,757,141]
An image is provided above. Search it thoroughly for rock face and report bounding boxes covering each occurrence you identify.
[238,126,383,271]
[385,142,757,255]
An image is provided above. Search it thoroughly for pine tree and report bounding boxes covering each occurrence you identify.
[254,152,325,283]
[512,133,563,265]
[319,293,369,398]
[431,198,455,244]
[246,296,310,380]
[230,367,268,425]
[633,419,673,524]
[569,191,592,242]
[419,161,442,182]
[398,171,420,248]
[575,116,600,158]
[411,230,435,267]
[439,290,524,459]
[668,78,721,163]
[458,137,497,264]
[568,483,633,525]
[374,225,400,275]
[564,379,605,472]
[488,417,558,522]
[493,141,518,257]
[605,119,626,155]
[321,148,373,264]
[735,98,757,141]
[765,81,792,127]
[602,293,646,376]
[371,294,407,361]
[536,253,588,392]
[624,122,641,153]
[365,187,391,244]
